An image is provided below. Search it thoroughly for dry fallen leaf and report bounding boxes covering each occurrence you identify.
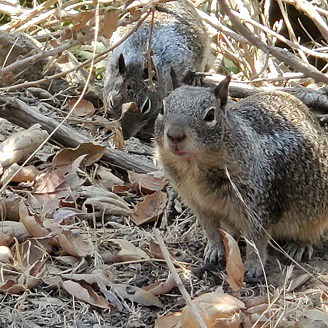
[0,231,14,246]
[30,143,105,215]
[19,201,51,239]
[69,99,96,118]
[128,171,168,194]
[154,312,182,328]
[72,11,94,33]
[0,239,48,294]
[287,273,311,291]
[0,193,24,222]
[0,246,13,264]
[303,309,328,325]
[143,275,176,296]
[33,169,67,194]
[95,166,124,190]
[181,289,245,328]
[62,280,111,309]
[82,196,132,216]
[107,120,125,150]
[60,269,125,311]
[109,239,150,262]
[1,163,39,184]
[130,190,167,225]
[246,303,269,315]
[112,184,131,194]
[101,8,120,39]
[243,295,269,308]
[18,239,50,267]
[53,142,105,168]
[54,228,94,258]
[53,207,88,224]
[148,239,177,264]
[0,221,29,244]
[28,189,70,216]
[0,259,47,294]
[113,284,163,307]
[220,229,244,291]
[0,124,48,167]
[121,101,138,116]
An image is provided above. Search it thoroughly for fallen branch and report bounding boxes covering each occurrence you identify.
[0,96,156,173]
[206,74,328,113]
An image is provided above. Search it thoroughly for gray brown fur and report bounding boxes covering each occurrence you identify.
[104,0,211,139]
[154,80,328,281]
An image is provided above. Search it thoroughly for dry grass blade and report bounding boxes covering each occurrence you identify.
[154,228,207,328]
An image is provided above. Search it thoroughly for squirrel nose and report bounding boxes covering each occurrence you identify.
[166,126,186,143]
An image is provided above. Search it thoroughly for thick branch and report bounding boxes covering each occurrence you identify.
[206,74,328,114]
[0,96,156,173]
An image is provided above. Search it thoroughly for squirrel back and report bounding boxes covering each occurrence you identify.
[104,0,211,139]
[155,78,328,280]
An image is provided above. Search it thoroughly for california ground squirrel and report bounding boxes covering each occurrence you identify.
[104,0,211,140]
[154,76,328,281]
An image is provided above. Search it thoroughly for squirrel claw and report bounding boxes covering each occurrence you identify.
[204,241,226,268]
[244,262,264,284]
[284,242,314,262]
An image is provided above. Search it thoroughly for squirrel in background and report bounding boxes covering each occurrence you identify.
[104,0,212,140]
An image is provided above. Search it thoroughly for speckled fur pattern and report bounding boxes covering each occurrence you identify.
[104,0,211,139]
[155,86,328,280]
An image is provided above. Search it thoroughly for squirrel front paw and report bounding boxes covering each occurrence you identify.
[244,259,264,283]
[284,242,313,262]
[204,240,226,268]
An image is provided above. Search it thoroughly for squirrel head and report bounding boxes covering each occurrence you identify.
[104,54,164,139]
[155,75,231,157]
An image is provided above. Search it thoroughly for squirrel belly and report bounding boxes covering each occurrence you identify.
[155,77,328,281]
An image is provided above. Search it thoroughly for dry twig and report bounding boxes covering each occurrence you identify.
[153,228,208,328]
[219,0,328,84]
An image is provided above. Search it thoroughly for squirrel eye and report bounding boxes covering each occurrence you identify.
[204,107,216,122]
[140,97,151,114]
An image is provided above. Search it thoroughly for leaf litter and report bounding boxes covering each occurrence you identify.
[0,132,327,327]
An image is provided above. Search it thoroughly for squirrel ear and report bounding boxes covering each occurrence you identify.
[214,75,231,108]
[118,54,126,75]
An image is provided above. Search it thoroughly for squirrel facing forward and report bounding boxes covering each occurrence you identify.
[104,0,211,140]
[155,76,328,281]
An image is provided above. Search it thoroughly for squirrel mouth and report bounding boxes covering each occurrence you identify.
[169,144,190,156]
